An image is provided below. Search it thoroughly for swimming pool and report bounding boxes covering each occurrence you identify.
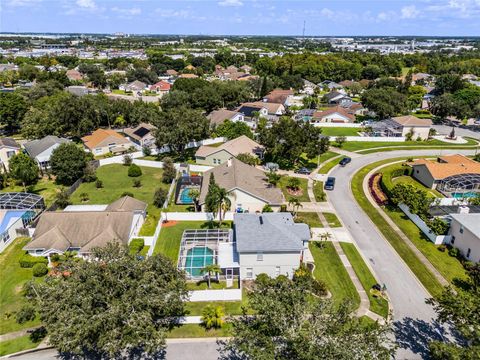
[179,187,194,204]
[184,246,214,277]
[451,191,478,199]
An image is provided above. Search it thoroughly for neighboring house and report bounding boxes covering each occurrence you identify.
[178,73,198,79]
[66,69,83,82]
[324,91,352,106]
[24,196,147,258]
[166,69,178,76]
[319,80,343,90]
[207,109,245,128]
[149,80,171,95]
[0,138,20,172]
[410,155,480,191]
[82,129,132,156]
[198,158,284,213]
[371,115,432,140]
[234,213,310,280]
[240,101,285,117]
[123,122,157,148]
[195,135,264,166]
[23,135,71,169]
[448,213,480,263]
[237,103,269,119]
[66,85,89,96]
[122,80,147,93]
[311,106,355,123]
[338,80,355,88]
[301,80,317,95]
[294,109,316,122]
[263,89,294,106]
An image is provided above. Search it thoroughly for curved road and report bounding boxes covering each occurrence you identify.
[329,148,477,359]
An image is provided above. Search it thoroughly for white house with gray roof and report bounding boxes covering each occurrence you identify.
[448,213,480,263]
[234,213,310,280]
[23,136,71,169]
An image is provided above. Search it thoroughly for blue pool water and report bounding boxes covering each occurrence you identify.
[451,192,478,199]
[184,247,214,277]
[179,188,194,204]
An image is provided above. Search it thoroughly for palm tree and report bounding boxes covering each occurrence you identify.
[189,189,201,212]
[201,264,221,288]
[266,171,281,187]
[216,187,231,224]
[288,197,302,218]
[201,305,224,329]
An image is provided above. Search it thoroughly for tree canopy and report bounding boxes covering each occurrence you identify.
[50,143,88,185]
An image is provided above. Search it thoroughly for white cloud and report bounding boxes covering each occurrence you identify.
[5,0,41,7]
[401,5,420,19]
[218,0,243,7]
[320,8,334,18]
[112,7,141,16]
[76,0,96,9]
[154,8,206,21]
[377,12,389,21]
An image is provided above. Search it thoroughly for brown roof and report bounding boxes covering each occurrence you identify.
[312,106,355,122]
[178,73,198,79]
[66,69,83,81]
[207,109,241,126]
[166,69,178,76]
[106,196,148,212]
[0,137,20,149]
[392,115,432,127]
[195,135,264,158]
[123,122,156,141]
[199,158,284,205]
[338,80,355,87]
[81,129,130,150]
[243,101,284,114]
[411,155,480,180]
[264,89,294,104]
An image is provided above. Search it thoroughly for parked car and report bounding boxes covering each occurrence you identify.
[339,157,351,166]
[295,167,311,175]
[324,177,336,190]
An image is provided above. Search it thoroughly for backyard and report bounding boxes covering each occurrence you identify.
[320,127,360,137]
[71,164,170,236]
[0,177,60,208]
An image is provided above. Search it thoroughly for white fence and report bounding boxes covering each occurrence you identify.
[313,123,363,128]
[188,164,213,173]
[331,136,406,142]
[188,289,242,302]
[399,203,446,245]
[162,212,235,222]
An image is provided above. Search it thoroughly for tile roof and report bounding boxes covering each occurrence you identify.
[234,213,309,253]
[199,158,284,205]
[150,80,171,91]
[392,115,432,127]
[195,135,263,158]
[81,129,130,150]
[411,155,480,180]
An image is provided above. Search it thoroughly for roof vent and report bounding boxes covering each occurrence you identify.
[227,159,232,167]
[259,216,263,225]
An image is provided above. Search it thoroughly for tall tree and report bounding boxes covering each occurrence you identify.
[50,143,87,185]
[161,157,176,184]
[8,153,38,191]
[23,243,188,358]
[0,92,27,131]
[214,120,253,140]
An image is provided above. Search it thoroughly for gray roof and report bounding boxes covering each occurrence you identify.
[234,213,310,253]
[0,137,20,149]
[450,213,480,238]
[23,136,70,159]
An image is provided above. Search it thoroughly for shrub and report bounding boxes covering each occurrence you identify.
[32,263,48,277]
[437,244,446,252]
[128,164,142,177]
[50,253,61,262]
[448,247,459,258]
[201,305,224,329]
[162,157,176,183]
[129,238,145,255]
[153,188,168,208]
[95,179,103,188]
[262,204,273,213]
[287,177,300,190]
[79,192,89,202]
[30,326,47,342]
[142,146,152,157]
[123,154,133,166]
[335,136,346,147]
[19,254,48,268]
[16,306,36,324]
[83,163,97,182]
[55,189,71,209]
[132,179,142,188]
[121,192,134,198]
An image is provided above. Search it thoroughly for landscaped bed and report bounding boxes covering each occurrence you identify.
[279,176,310,202]
[70,164,170,236]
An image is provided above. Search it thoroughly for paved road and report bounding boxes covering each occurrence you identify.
[433,124,480,140]
[328,148,476,359]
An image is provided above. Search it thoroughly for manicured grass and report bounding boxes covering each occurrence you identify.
[323,212,342,227]
[279,176,310,202]
[309,242,360,308]
[351,158,444,298]
[1,177,61,208]
[319,157,342,174]
[186,289,249,317]
[340,243,389,318]
[153,221,231,262]
[313,181,326,202]
[0,334,41,356]
[167,323,232,338]
[321,127,360,137]
[0,238,43,334]
[71,164,170,236]
[349,138,479,153]
[295,212,323,228]
[299,151,339,170]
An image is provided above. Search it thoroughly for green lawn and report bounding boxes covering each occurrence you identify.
[0,334,41,357]
[279,176,310,202]
[321,127,360,137]
[0,238,43,334]
[185,288,249,317]
[153,221,231,262]
[298,151,339,170]
[309,242,360,308]
[318,157,342,174]
[167,323,232,338]
[323,212,342,227]
[71,164,170,236]
[340,243,389,318]
[1,178,61,208]
[313,181,326,202]
[347,138,478,153]
[351,158,445,298]
[295,212,323,228]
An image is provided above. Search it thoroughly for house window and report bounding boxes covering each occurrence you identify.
[257,252,263,261]
[460,226,464,234]
[35,249,44,255]
[246,268,253,279]
[451,236,455,245]
[275,266,280,277]
[467,248,471,258]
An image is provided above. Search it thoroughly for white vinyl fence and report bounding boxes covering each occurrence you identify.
[161,212,235,222]
[312,123,363,128]
[188,289,242,302]
[330,136,406,142]
[398,203,448,245]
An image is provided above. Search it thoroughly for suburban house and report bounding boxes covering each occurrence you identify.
[122,80,147,93]
[263,89,294,106]
[371,115,432,140]
[82,129,132,156]
[123,122,157,148]
[234,213,310,280]
[178,73,199,79]
[448,213,480,263]
[319,80,343,90]
[324,91,352,106]
[149,80,171,95]
[214,65,251,81]
[24,196,147,258]
[0,138,20,172]
[166,69,178,77]
[311,106,355,123]
[301,80,317,95]
[238,101,286,119]
[195,135,264,166]
[207,109,245,128]
[410,155,480,192]
[237,103,269,119]
[65,69,83,82]
[198,158,285,213]
[23,135,71,169]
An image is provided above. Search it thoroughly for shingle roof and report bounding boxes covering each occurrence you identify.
[23,136,70,159]
[199,158,284,205]
[207,109,241,126]
[195,135,263,158]
[264,89,294,104]
[392,115,432,127]
[123,123,156,141]
[126,80,147,90]
[106,196,147,212]
[234,213,309,253]
[81,129,130,150]
[0,137,20,149]
[242,101,284,114]
[312,106,355,122]
[237,104,264,117]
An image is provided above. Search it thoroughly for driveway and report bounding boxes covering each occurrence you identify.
[328,148,476,359]
[432,124,480,140]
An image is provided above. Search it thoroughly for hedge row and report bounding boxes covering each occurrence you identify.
[19,254,48,268]
[380,165,412,199]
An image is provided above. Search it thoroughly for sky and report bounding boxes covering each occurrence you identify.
[1,0,480,36]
